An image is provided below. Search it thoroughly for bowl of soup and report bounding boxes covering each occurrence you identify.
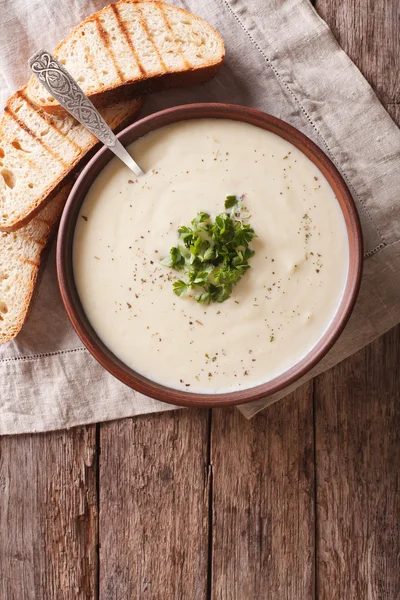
[57,103,362,407]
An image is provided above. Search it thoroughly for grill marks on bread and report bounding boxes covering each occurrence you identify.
[136,4,168,73]
[95,16,125,83]
[20,90,83,154]
[0,93,142,231]
[5,104,69,169]
[25,1,225,114]
[111,4,147,76]
[158,3,191,69]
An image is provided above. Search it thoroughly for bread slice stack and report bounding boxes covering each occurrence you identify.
[0,185,71,343]
[0,1,224,342]
[0,92,142,231]
[0,96,142,343]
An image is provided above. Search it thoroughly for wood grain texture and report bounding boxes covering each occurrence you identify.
[0,427,97,600]
[315,0,399,105]
[314,5,400,599]
[99,409,210,600]
[314,326,400,600]
[210,385,315,600]
[386,103,400,125]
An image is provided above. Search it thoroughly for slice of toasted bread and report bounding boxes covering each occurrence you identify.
[25,1,225,115]
[0,185,70,343]
[0,93,142,232]
[0,94,142,342]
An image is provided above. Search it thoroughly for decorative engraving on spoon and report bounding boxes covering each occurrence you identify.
[29,49,143,176]
[29,50,115,146]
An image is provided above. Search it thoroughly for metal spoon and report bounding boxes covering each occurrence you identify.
[28,50,144,177]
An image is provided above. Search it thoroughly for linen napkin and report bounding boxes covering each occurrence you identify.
[1,0,399,433]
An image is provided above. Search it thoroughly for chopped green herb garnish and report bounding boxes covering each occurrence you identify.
[162,195,257,304]
[173,280,190,296]
[224,195,239,209]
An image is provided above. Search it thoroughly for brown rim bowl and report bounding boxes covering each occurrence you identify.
[57,103,363,408]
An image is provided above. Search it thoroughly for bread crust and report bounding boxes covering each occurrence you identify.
[25,0,225,116]
[0,185,70,343]
[0,97,143,341]
[0,95,143,232]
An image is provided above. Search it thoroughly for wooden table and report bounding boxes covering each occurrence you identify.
[1,2,399,598]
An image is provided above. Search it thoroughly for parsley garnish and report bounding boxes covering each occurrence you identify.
[224,195,239,209]
[161,195,257,304]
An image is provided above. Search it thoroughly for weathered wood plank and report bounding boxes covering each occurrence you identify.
[315,0,399,105]
[99,409,209,600]
[313,2,400,597]
[0,427,98,600]
[314,326,400,599]
[386,103,400,125]
[210,385,314,600]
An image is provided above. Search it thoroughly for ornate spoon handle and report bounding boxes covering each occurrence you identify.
[29,50,143,177]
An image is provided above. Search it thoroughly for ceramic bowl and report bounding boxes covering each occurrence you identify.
[57,103,363,408]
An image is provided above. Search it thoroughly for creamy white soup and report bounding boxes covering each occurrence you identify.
[73,119,349,393]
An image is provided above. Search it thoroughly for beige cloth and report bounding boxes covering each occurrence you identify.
[0,0,399,433]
